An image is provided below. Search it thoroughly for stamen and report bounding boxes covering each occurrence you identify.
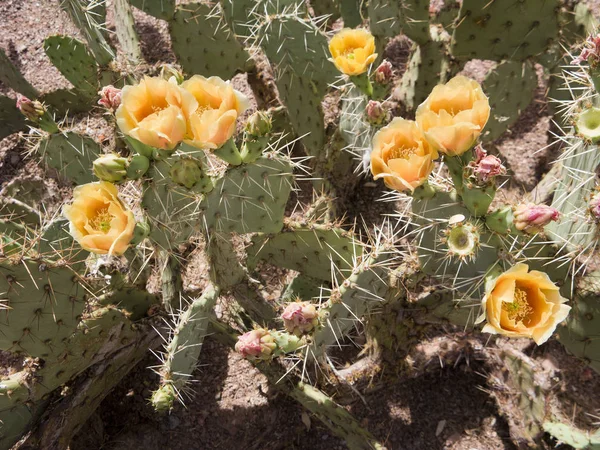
[389,146,416,160]
[502,288,533,323]
[89,207,112,233]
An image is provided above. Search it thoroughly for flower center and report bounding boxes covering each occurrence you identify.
[89,207,112,233]
[502,287,534,324]
[389,145,416,160]
[343,48,356,59]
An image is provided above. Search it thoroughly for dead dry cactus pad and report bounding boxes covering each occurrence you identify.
[0,0,599,449]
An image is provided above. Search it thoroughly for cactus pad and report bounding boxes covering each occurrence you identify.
[247,224,362,282]
[169,3,251,80]
[0,49,38,98]
[130,0,175,20]
[451,0,560,62]
[0,258,89,358]
[113,0,142,64]
[38,132,100,185]
[43,35,99,96]
[482,60,537,142]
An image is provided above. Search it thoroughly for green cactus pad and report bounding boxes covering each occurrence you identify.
[220,0,255,33]
[481,60,537,142]
[247,224,362,282]
[281,274,324,302]
[130,0,175,20]
[38,132,100,185]
[113,0,142,64]
[416,289,477,327]
[98,287,159,321]
[0,49,38,98]
[0,197,41,227]
[0,403,36,450]
[41,88,94,115]
[169,3,251,80]
[397,30,450,110]
[60,0,115,66]
[558,272,600,373]
[451,0,560,62]
[152,284,219,411]
[401,0,431,45]
[543,422,599,449]
[368,0,402,42]
[308,250,389,357]
[0,95,27,140]
[200,155,293,234]
[43,35,99,96]
[0,258,89,358]
[413,188,504,298]
[258,15,337,155]
[548,140,600,253]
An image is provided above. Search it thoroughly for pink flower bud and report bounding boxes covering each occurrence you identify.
[366,100,387,125]
[16,94,44,121]
[513,203,560,233]
[374,60,393,84]
[572,34,600,65]
[281,302,319,336]
[468,144,506,184]
[235,329,276,360]
[589,192,600,222]
[98,85,122,110]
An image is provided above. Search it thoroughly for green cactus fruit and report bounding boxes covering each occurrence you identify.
[247,223,362,282]
[60,0,115,66]
[126,154,150,180]
[0,257,89,358]
[130,0,175,20]
[169,158,207,189]
[485,207,514,235]
[43,35,99,97]
[151,383,177,412]
[113,0,142,64]
[93,154,128,182]
[169,3,251,80]
[270,330,303,354]
[0,95,27,140]
[461,183,496,217]
[451,0,559,62]
[129,220,151,247]
[240,111,272,163]
[482,60,537,142]
[0,49,38,98]
[576,107,600,142]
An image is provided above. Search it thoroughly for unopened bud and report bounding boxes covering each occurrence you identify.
[513,203,560,233]
[160,64,185,85]
[281,301,319,336]
[245,110,272,137]
[366,100,387,125]
[98,85,122,111]
[169,158,205,190]
[235,329,276,360]
[16,94,44,121]
[374,60,393,84]
[468,144,506,184]
[93,154,128,182]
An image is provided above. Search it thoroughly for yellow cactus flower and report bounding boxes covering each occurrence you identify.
[181,75,249,150]
[63,181,136,256]
[116,76,196,150]
[370,117,438,192]
[329,28,378,76]
[477,264,571,345]
[416,75,490,156]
